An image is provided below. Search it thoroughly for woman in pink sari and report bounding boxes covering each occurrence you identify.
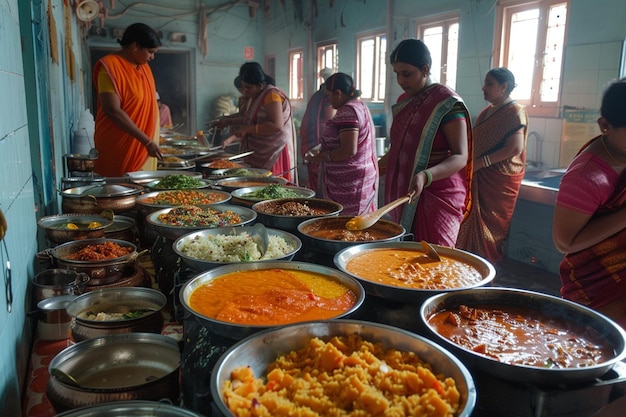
[380,39,473,247]
[553,79,626,327]
[304,73,378,215]
[220,62,296,182]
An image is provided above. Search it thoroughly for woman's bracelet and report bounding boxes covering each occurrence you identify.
[143,139,152,147]
[482,154,491,168]
[423,169,433,187]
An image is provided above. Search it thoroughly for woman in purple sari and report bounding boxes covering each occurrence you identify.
[304,73,379,215]
[380,39,473,247]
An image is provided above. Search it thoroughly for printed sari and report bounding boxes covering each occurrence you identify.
[241,85,296,182]
[385,84,473,247]
[319,99,378,215]
[93,54,158,177]
[560,141,626,326]
[456,102,527,262]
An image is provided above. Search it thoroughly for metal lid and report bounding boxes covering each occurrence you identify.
[62,183,144,198]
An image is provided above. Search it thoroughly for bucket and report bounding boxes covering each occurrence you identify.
[36,295,75,341]
[375,137,387,157]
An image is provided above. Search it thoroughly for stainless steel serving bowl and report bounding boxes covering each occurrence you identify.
[334,241,495,304]
[135,189,232,213]
[61,184,144,214]
[230,185,316,207]
[47,333,180,412]
[179,261,365,340]
[212,176,288,192]
[38,213,114,244]
[211,320,476,417]
[420,287,626,386]
[210,167,272,178]
[145,204,257,240]
[252,197,344,233]
[125,170,202,186]
[55,401,205,417]
[173,226,302,272]
[144,178,212,191]
[297,216,406,254]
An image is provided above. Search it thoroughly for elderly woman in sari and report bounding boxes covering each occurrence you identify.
[457,68,527,262]
[553,78,626,328]
[219,62,296,182]
[304,73,378,215]
[379,39,473,247]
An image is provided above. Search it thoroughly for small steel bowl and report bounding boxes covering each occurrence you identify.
[38,213,114,244]
[252,197,343,234]
[334,241,495,304]
[211,320,476,417]
[179,261,365,340]
[145,204,257,240]
[173,226,302,272]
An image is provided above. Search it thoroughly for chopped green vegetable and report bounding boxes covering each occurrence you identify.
[242,184,301,200]
[154,175,204,190]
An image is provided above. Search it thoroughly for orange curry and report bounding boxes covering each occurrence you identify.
[188,269,357,325]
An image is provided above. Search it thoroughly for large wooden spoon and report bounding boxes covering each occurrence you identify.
[345,192,415,231]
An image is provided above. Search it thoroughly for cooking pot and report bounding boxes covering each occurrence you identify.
[84,263,151,292]
[179,261,364,340]
[211,320,475,417]
[38,213,114,244]
[333,241,495,304]
[65,154,97,173]
[61,183,144,214]
[66,287,166,342]
[54,400,205,417]
[420,287,626,386]
[36,295,75,341]
[47,333,180,412]
[38,238,138,284]
[31,269,90,305]
[103,215,137,243]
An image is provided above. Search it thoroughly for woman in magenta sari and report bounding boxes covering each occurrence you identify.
[220,62,296,182]
[457,68,528,263]
[304,73,378,215]
[380,39,473,247]
[553,78,626,327]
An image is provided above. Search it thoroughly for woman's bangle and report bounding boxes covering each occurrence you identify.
[482,154,491,168]
[423,169,433,187]
[143,139,152,147]
[255,124,259,134]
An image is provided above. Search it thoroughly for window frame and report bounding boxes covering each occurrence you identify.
[494,0,569,117]
[287,48,304,101]
[416,12,460,90]
[316,41,338,88]
[356,30,387,103]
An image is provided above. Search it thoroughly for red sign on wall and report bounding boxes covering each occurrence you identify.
[243,47,254,60]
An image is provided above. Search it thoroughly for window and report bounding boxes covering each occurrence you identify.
[288,49,303,100]
[417,15,459,90]
[495,0,568,116]
[317,42,338,88]
[356,32,386,102]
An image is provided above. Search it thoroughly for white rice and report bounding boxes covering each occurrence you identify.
[177,231,295,262]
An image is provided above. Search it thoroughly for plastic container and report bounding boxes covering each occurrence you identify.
[72,110,95,155]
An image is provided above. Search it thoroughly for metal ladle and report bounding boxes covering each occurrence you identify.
[83,128,99,159]
[248,223,269,256]
[345,191,415,231]
[420,240,442,262]
[50,367,82,388]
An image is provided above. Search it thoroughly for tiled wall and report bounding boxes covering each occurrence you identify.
[0,1,37,414]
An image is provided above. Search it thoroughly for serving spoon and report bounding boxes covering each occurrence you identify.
[249,223,269,256]
[345,191,415,231]
[50,368,82,388]
[420,240,442,262]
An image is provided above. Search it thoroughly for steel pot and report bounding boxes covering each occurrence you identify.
[38,213,114,244]
[66,287,166,342]
[61,183,144,214]
[103,215,137,243]
[211,320,475,417]
[54,400,205,417]
[65,154,97,172]
[252,197,344,234]
[36,295,75,341]
[125,170,202,186]
[420,287,626,386]
[47,333,180,412]
[31,269,90,305]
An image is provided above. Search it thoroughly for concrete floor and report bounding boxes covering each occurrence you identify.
[492,256,561,297]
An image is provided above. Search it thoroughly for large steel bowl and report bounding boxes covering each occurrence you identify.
[61,183,144,215]
[212,176,288,193]
[55,401,205,417]
[47,333,180,412]
[145,204,257,240]
[230,185,315,207]
[252,197,343,233]
[179,261,365,340]
[173,226,302,272]
[210,167,272,179]
[65,287,166,341]
[211,320,475,417]
[334,241,495,304]
[420,287,626,386]
[38,213,114,244]
[144,177,212,192]
[125,170,202,186]
[297,216,405,254]
[135,189,231,213]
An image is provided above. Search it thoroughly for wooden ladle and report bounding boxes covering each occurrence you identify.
[345,191,415,231]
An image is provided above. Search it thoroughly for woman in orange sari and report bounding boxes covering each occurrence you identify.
[220,62,296,183]
[93,23,163,177]
[380,39,473,247]
[457,68,527,263]
[553,78,626,327]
